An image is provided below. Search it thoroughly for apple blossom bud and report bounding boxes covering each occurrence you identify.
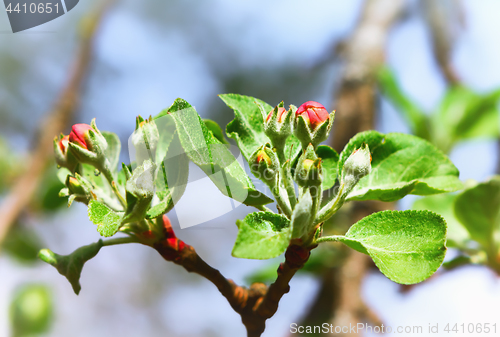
[296,101,330,130]
[294,101,334,149]
[262,101,293,151]
[341,143,372,193]
[53,134,78,172]
[131,116,159,166]
[67,119,111,179]
[69,124,93,149]
[294,144,322,188]
[64,173,94,206]
[266,107,287,123]
[249,144,279,187]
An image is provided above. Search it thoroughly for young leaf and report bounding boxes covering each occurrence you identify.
[38,240,103,295]
[232,212,291,259]
[454,177,500,251]
[291,189,313,239]
[146,190,174,219]
[88,200,122,237]
[165,98,273,207]
[339,131,462,202]
[316,145,338,190]
[102,131,121,172]
[413,194,469,248]
[336,210,447,284]
[377,67,430,140]
[204,119,229,144]
[220,93,301,162]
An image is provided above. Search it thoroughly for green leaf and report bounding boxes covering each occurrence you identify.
[2,225,43,264]
[291,189,313,239]
[88,200,122,237]
[38,241,103,295]
[204,119,229,144]
[220,93,301,163]
[156,132,189,207]
[316,145,339,190]
[232,212,291,259]
[377,67,430,140]
[10,284,53,336]
[339,131,462,202]
[166,98,273,207]
[338,210,447,284]
[146,190,174,219]
[154,116,176,165]
[412,194,469,248]
[454,177,500,251]
[433,86,500,148]
[102,131,121,172]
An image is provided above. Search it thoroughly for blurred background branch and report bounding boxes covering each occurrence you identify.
[0,0,116,247]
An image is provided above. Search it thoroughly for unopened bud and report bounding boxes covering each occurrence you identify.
[294,144,322,188]
[294,101,334,149]
[250,144,279,187]
[341,143,372,193]
[54,134,78,172]
[262,101,293,150]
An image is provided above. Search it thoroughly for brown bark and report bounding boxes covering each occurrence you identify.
[331,0,405,152]
[153,223,313,337]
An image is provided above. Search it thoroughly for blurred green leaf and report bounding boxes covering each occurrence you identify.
[38,241,103,295]
[2,225,43,264]
[10,284,53,337]
[233,212,291,259]
[454,177,500,252]
[377,67,430,140]
[335,210,447,284]
[413,194,469,248]
[339,131,463,202]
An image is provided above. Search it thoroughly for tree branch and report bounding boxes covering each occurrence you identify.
[151,218,311,337]
[0,0,117,246]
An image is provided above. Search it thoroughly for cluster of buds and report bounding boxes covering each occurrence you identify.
[294,101,334,149]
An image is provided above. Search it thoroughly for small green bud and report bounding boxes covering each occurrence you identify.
[65,173,93,206]
[341,143,372,193]
[294,144,323,188]
[131,115,160,165]
[262,101,293,150]
[249,144,279,187]
[53,134,78,172]
[122,160,155,224]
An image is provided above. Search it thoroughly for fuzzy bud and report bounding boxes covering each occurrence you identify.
[294,144,322,188]
[53,134,78,172]
[250,144,279,187]
[294,101,334,149]
[262,101,293,150]
[341,143,372,193]
[131,115,160,166]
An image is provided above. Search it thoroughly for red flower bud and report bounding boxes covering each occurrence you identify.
[58,135,70,154]
[266,107,287,123]
[69,124,93,149]
[296,101,330,130]
[256,150,272,166]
